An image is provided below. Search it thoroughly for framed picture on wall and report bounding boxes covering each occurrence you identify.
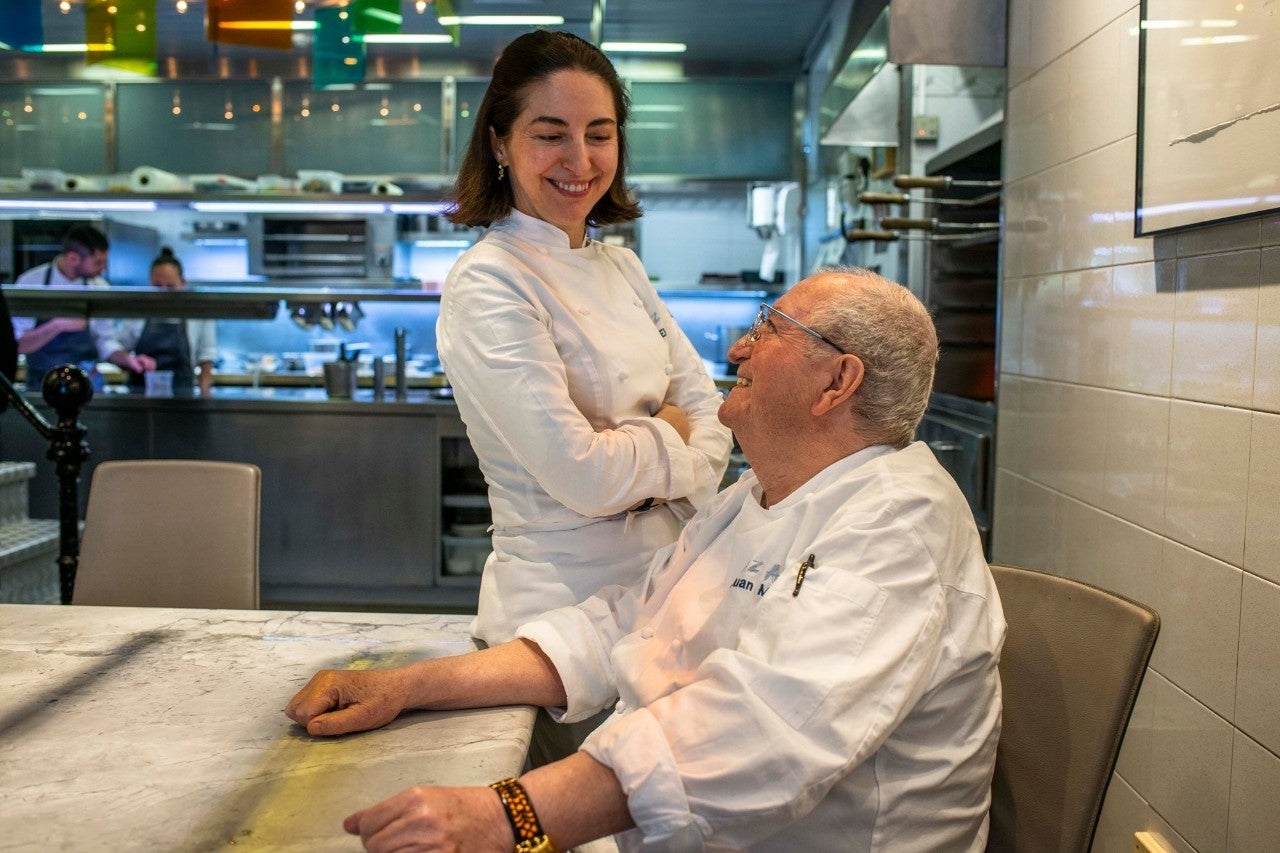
[1136,1,1280,235]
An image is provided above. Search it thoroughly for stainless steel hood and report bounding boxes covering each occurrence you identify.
[820,0,1007,147]
[889,0,1007,68]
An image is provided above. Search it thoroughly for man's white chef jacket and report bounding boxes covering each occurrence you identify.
[12,262,124,360]
[518,442,1006,851]
[439,210,732,643]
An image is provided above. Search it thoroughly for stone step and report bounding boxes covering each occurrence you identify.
[0,518,62,604]
[0,461,38,527]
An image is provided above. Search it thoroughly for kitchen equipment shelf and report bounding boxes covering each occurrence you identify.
[0,285,442,320]
[262,233,366,243]
[437,416,490,587]
[252,215,370,279]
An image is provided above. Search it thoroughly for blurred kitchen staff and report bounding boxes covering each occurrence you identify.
[438,30,733,763]
[115,247,217,397]
[12,224,147,391]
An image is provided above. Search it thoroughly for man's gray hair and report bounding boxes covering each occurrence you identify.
[805,266,939,448]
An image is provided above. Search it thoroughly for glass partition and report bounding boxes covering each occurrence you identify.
[282,81,444,176]
[450,80,488,175]
[627,80,792,179]
[117,80,273,177]
[0,83,106,178]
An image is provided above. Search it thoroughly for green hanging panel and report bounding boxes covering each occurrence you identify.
[313,6,366,90]
[86,0,157,75]
[351,0,402,36]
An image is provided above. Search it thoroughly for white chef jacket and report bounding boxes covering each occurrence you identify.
[115,318,219,365]
[438,210,733,644]
[518,442,1006,852]
[12,262,124,360]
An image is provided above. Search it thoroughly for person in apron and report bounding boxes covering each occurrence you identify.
[12,224,140,392]
[116,248,216,396]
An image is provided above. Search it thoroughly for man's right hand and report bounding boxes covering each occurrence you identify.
[284,668,410,737]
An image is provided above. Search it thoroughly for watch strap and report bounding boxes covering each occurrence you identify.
[490,777,556,853]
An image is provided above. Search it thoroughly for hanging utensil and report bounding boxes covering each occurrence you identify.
[892,174,1003,191]
[880,217,1000,232]
[859,191,985,207]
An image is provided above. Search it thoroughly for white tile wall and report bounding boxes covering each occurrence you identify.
[1099,389,1168,534]
[1244,412,1280,583]
[1227,730,1280,852]
[1254,250,1280,413]
[1107,261,1174,395]
[1163,401,1250,565]
[1234,573,1280,755]
[1171,252,1261,408]
[1150,542,1241,719]
[998,2,1280,849]
[1148,675,1233,853]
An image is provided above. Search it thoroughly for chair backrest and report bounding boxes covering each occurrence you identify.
[74,460,261,609]
[986,564,1159,853]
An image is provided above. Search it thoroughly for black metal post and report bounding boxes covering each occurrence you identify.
[0,365,93,604]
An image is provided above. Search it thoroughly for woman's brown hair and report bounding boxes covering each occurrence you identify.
[447,29,640,228]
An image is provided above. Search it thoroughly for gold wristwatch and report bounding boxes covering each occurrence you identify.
[490,777,557,853]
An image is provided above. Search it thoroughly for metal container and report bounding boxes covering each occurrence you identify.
[322,360,357,399]
[393,328,408,401]
[372,357,387,401]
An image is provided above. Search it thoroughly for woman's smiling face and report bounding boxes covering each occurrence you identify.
[490,69,619,247]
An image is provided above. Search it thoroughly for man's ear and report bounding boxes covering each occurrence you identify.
[812,354,864,417]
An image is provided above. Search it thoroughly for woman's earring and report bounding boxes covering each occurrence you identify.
[497,162,506,181]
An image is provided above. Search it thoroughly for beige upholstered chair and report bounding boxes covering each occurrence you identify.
[74,460,261,609]
[986,564,1159,853]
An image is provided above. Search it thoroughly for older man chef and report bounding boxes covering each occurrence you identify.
[286,267,1006,853]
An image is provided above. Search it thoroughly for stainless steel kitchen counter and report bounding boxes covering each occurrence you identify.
[0,603,535,851]
[88,383,459,413]
[2,390,477,611]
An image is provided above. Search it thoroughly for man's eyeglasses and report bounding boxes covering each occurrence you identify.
[745,302,849,355]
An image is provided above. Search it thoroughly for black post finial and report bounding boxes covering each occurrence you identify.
[43,365,93,605]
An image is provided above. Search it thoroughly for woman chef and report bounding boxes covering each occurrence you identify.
[116,248,217,397]
[438,30,733,761]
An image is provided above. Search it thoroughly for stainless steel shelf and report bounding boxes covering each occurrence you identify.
[0,284,442,319]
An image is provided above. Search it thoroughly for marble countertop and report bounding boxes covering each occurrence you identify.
[0,605,535,851]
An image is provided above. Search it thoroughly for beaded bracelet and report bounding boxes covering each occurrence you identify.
[490,777,556,853]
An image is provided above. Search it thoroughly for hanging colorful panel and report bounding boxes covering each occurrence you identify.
[351,0,402,35]
[0,0,42,51]
[86,0,157,75]
[206,0,294,51]
[313,6,366,89]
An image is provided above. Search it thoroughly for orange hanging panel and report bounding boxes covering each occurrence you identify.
[207,0,294,51]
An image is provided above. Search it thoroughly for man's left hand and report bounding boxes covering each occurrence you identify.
[344,785,514,852]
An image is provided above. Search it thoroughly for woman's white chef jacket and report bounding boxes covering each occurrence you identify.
[438,210,733,644]
[518,442,1007,852]
[115,318,218,366]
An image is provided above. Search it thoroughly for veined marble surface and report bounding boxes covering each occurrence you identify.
[0,604,535,851]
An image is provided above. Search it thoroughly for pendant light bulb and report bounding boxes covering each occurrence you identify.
[416,1,428,12]
[59,1,71,13]
[176,1,187,12]
[295,1,305,12]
